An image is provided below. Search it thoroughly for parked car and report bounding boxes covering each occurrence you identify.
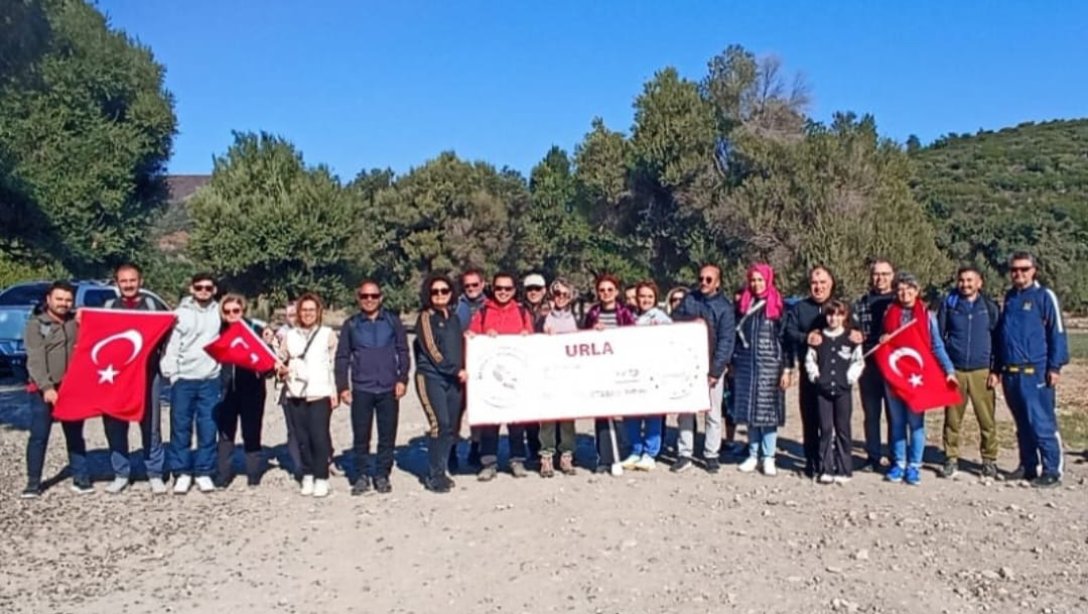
[0,305,34,380]
[0,280,171,310]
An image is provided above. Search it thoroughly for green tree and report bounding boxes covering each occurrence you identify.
[187,132,355,305]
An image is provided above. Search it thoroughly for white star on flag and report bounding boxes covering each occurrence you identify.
[98,364,119,384]
[908,373,923,388]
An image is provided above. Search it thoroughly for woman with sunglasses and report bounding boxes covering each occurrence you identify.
[537,277,581,477]
[621,280,672,472]
[214,294,272,488]
[278,293,339,497]
[731,264,789,477]
[583,273,637,476]
[413,274,467,493]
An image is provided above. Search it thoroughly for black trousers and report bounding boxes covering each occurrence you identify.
[285,398,332,480]
[477,422,536,466]
[508,422,540,462]
[594,418,623,467]
[215,387,266,452]
[416,373,462,479]
[799,378,821,474]
[817,390,852,477]
[351,390,399,478]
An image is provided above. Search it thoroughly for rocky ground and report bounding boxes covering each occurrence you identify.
[1,365,1086,614]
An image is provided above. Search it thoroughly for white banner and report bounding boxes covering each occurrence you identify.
[465,322,710,425]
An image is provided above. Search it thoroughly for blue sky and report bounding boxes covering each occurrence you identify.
[99,1,1088,180]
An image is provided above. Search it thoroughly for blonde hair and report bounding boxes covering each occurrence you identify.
[220,293,247,314]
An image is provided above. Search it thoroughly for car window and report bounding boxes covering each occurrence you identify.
[81,288,117,308]
[0,283,50,306]
[0,309,31,340]
[139,290,170,311]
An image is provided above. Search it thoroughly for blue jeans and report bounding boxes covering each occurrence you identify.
[105,374,165,479]
[26,393,87,487]
[748,426,778,459]
[625,415,663,458]
[886,386,925,469]
[168,378,221,477]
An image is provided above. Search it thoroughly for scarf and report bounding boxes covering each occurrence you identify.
[738,263,783,320]
[882,300,931,346]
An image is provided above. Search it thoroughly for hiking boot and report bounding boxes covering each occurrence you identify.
[1002,466,1037,482]
[425,475,451,493]
[539,455,555,478]
[737,457,758,473]
[373,475,392,493]
[980,461,999,479]
[1031,474,1061,489]
[510,460,528,478]
[940,460,959,479]
[351,476,372,496]
[477,464,498,482]
[671,457,695,473]
[704,458,721,474]
[559,452,576,475]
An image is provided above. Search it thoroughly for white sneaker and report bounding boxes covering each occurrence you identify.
[737,457,759,473]
[833,475,852,485]
[194,476,215,493]
[634,454,656,471]
[620,454,640,469]
[149,478,168,495]
[105,477,129,494]
[610,463,624,477]
[762,458,777,476]
[300,475,314,496]
[173,474,192,495]
[313,479,329,498]
[818,473,835,484]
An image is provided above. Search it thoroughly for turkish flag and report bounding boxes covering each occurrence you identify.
[204,321,277,372]
[874,317,962,412]
[53,309,176,422]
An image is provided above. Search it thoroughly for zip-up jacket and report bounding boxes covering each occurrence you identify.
[994,282,1069,373]
[219,319,269,395]
[672,288,736,378]
[335,309,410,394]
[414,308,464,379]
[783,296,830,369]
[455,294,486,332]
[160,297,221,383]
[24,311,77,392]
[467,299,534,335]
[936,291,999,372]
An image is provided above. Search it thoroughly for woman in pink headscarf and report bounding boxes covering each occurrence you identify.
[729,264,789,477]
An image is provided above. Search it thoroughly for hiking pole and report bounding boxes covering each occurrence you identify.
[861,319,917,360]
[608,418,622,476]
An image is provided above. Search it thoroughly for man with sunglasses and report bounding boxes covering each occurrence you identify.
[161,273,223,494]
[670,264,736,474]
[466,271,535,480]
[989,252,1068,488]
[455,269,487,332]
[336,280,410,495]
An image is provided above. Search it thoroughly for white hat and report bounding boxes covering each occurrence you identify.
[523,273,546,288]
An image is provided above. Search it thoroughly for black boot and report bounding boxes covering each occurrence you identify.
[216,440,235,488]
[245,451,263,487]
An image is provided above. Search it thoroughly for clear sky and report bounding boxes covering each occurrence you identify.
[98,1,1088,180]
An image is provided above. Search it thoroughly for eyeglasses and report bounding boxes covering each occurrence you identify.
[1010,266,1033,273]
[494,285,515,292]
[699,276,715,283]
[525,285,544,292]
[223,308,242,315]
[193,284,214,291]
[597,287,616,294]
[357,292,382,300]
[430,287,452,296]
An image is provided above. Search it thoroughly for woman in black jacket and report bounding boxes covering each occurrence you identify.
[414,274,467,493]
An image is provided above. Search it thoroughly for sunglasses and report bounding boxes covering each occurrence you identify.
[553,291,571,298]
[430,287,452,296]
[193,284,214,291]
[223,308,242,315]
[494,285,515,292]
[1010,266,1033,273]
[525,285,545,292]
[357,292,382,300]
[463,282,482,289]
[597,287,616,294]
[699,276,715,283]
[670,295,684,303]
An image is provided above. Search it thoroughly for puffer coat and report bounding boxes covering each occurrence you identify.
[729,304,786,428]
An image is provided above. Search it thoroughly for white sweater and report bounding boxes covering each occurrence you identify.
[279,325,337,400]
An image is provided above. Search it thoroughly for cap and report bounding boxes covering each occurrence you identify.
[523,273,546,288]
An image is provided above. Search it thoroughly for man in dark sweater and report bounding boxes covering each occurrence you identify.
[852,259,896,472]
[336,281,410,495]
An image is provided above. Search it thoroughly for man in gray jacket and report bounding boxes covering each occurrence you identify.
[22,281,90,498]
[161,273,222,495]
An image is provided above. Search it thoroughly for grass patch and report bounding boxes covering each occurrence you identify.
[1069,332,1088,361]
[1059,410,1088,450]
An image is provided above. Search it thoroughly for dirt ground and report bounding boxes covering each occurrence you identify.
[1,362,1086,614]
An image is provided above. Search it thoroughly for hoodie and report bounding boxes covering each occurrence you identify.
[160,296,222,383]
[468,299,534,335]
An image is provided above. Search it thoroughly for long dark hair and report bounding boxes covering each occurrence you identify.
[419,273,456,311]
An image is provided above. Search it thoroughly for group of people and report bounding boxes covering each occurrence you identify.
[19,249,1069,500]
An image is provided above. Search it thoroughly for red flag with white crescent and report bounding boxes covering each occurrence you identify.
[53,309,176,422]
[203,321,277,373]
[874,315,962,412]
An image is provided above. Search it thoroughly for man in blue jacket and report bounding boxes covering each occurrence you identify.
[670,264,736,474]
[989,252,1069,488]
[936,265,1000,479]
[336,281,410,495]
